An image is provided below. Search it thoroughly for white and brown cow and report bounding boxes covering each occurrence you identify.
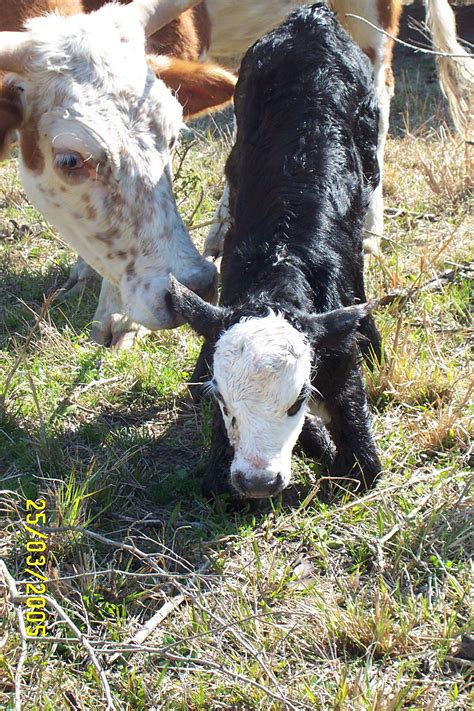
[0,0,235,346]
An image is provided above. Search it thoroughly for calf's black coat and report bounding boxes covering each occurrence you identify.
[173,4,383,497]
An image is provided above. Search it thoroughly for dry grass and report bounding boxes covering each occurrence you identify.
[0,36,473,711]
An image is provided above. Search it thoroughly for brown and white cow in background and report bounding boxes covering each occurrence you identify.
[0,0,235,346]
[0,0,471,346]
[202,0,472,261]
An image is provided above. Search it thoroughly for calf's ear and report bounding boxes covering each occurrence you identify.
[304,303,371,351]
[0,82,23,160]
[148,56,236,119]
[166,275,227,341]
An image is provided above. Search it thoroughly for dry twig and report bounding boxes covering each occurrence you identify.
[0,560,116,710]
[38,525,298,709]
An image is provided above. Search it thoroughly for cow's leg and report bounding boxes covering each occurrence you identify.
[189,340,214,401]
[323,369,381,493]
[58,256,98,297]
[204,180,231,260]
[331,0,402,254]
[363,67,392,256]
[204,115,235,260]
[201,403,234,498]
[91,279,149,349]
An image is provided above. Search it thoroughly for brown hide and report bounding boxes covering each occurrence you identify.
[148,56,236,118]
[1,0,83,30]
[0,83,22,159]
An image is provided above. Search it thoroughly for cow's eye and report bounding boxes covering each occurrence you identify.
[215,390,230,417]
[287,387,309,417]
[54,151,84,171]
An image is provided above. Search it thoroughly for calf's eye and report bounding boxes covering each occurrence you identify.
[287,387,309,417]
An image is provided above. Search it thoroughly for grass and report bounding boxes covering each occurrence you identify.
[0,38,473,711]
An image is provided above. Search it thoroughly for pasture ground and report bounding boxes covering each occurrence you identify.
[0,6,473,709]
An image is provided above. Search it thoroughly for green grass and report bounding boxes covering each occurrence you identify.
[1,53,473,711]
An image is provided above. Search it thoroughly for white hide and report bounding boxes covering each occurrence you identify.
[211,313,312,496]
[10,5,215,329]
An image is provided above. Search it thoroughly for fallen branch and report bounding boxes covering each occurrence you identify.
[0,561,28,711]
[106,559,210,665]
[96,645,309,708]
[0,560,116,711]
[374,264,473,309]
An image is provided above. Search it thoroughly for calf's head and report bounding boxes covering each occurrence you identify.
[168,276,370,498]
[0,0,236,329]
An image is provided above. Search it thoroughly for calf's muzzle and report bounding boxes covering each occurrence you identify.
[232,470,284,499]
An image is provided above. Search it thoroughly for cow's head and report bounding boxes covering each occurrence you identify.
[168,276,370,498]
[0,0,236,329]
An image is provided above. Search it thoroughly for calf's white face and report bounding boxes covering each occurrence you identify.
[0,5,236,329]
[211,314,312,497]
[167,275,371,499]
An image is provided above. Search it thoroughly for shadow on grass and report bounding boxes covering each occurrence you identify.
[0,257,100,343]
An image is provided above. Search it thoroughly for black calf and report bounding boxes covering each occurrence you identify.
[168,4,382,499]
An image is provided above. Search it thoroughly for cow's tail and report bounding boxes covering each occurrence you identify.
[424,0,473,138]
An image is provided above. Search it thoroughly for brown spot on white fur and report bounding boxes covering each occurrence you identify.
[0,83,22,160]
[85,204,97,220]
[20,110,45,174]
[94,228,119,244]
[107,249,128,260]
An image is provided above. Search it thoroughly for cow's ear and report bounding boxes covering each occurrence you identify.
[0,82,23,160]
[148,56,236,119]
[166,275,227,340]
[303,303,371,351]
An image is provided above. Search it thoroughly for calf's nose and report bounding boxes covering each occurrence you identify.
[233,470,284,499]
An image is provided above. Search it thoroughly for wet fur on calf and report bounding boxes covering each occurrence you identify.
[170,4,383,498]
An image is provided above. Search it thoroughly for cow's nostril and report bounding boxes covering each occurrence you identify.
[232,470,284,499]
[187,280,216,304]
[272,473,283,492]
[234,470,247,494]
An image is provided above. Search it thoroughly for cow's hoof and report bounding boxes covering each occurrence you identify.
[362,229,381,256]
[56,259,98,300]
[91,314,149,350]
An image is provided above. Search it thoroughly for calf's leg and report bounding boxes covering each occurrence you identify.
[324,369,381,492]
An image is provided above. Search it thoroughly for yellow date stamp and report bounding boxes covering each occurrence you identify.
[24,498,49,637]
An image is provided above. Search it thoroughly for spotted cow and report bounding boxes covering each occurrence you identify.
[0,0,236,346]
